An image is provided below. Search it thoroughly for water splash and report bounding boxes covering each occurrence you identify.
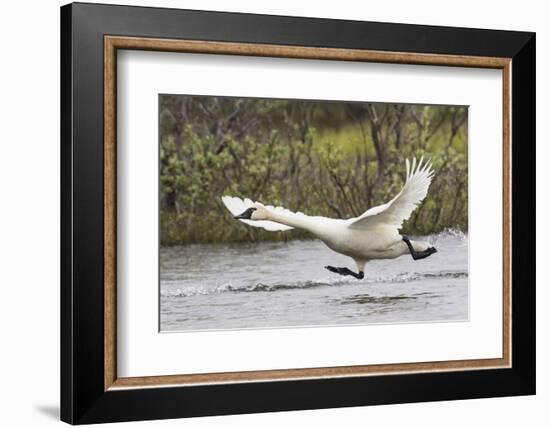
[161,270,468,298]
[429,228,468,245]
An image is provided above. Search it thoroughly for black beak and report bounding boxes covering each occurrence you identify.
[234,207,256,220]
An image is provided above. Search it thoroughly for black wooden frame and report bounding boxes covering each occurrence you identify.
[61,2,535,424]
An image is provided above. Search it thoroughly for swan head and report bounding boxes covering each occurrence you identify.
[234,204,271,221]
[234,207,257,220]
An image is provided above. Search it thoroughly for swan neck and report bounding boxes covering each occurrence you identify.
[268,211,315,231]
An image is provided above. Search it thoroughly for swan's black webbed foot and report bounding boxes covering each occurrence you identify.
[325,266,364,279]
[402,235,437,261]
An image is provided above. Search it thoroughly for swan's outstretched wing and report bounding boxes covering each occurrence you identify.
[221,196,294,232]
[348,157,434,230]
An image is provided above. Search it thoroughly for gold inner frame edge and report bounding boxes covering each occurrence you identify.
[104,36,512,391]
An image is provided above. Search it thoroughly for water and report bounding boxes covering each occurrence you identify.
[160,230,468,332]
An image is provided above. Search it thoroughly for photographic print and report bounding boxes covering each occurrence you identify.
[159,95,468,332]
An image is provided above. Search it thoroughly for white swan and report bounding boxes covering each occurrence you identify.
[222,157,437,279]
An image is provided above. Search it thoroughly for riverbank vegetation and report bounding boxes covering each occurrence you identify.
[160,95,468,245]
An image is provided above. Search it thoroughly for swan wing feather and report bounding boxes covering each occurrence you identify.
[348,157,434,230]
[221,196,294,232]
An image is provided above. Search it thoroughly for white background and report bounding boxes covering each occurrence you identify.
[0,0,546,427]
[118,51,502,377]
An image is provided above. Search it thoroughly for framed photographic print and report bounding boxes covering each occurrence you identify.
[60,2,535,424]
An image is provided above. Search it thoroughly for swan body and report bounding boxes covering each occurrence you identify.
[222,157,437,278]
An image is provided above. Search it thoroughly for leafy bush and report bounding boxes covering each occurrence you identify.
[160,96,468,245]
